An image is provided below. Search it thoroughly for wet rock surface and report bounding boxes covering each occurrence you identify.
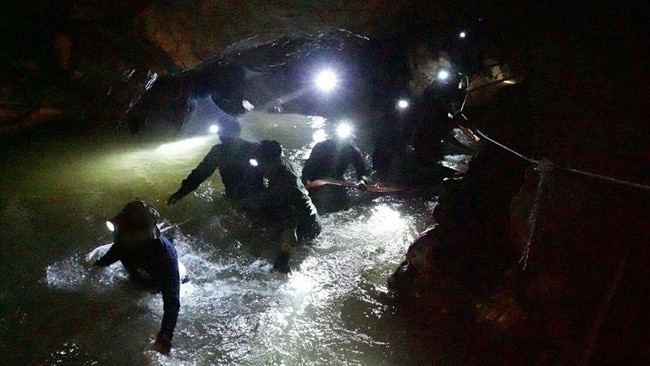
[0,1,437,135]
[1,1,648,364]
[388,3,650,364]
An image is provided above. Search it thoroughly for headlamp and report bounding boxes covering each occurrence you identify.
[315,69,338,92]
[336,123,352,139]
[436,69,450,81]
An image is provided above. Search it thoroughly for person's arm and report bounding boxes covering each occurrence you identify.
[343,145,370,182]
[94,244,122,267]
[246,166,291,216]
[168,145,221,205]
[301,157,316,185]
[152,238,181,354]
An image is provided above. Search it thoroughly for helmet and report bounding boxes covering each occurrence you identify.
[216,117,241,139]
[327,121,355,143]
[111,199,161,248]
[257,140,283,164]
[310,139,336,159]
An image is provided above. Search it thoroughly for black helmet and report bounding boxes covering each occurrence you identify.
[111,199,161,243]
[216,116,241,138]
[257,140,282,163]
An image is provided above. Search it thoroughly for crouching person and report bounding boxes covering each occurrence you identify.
[94,200,180,355]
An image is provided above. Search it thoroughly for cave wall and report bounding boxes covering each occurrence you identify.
[0,0,457,133]
[389,1,650,364]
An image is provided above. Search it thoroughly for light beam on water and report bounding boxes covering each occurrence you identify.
[1,112,437,365]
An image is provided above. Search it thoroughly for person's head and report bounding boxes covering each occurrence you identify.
[109,199,161,250]
[216,117,241,144]
[327,122,355,144]
[310,139,336,160]
[256,140,283,172]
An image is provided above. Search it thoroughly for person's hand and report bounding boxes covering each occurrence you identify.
[273,252,291,274]
[273,240,293,274]
[304,180,313,191]
[167,192,183,206]
[357,179,368,191]
[151,336,171,354]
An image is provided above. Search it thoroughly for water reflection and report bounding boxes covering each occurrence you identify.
[367,204,407,234]
[1,112,438,365]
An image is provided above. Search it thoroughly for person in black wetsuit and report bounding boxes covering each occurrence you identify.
[252,140,321,272]
[302,124,370,214]
[94,200,180,354]
[167,117,264,206]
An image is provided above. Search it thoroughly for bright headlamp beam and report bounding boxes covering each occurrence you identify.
[156,137,213,154]
[106,220,115,232]
[209,124,219,134]
[249,159,258,167]
[459,31,466,38]
[437,69,450,81]
[397,99,409,109]
[336,123,352,139]
[315,69,338,92]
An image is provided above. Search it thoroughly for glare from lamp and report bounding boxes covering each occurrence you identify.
[437,69,450,81]
[459,31,466,38]
[397,99,409,110]
[315,69,338,92]
[249,159,258,167]
[209,124,219,134]
[336,123,352,139]
[106,220,115,232]
[156,137,212,154]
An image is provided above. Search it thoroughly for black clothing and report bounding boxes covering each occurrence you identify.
[257,158,321,240]
[309,184,350,213]
[302,140,369,183]
[302,139,369,213]
[175,139,264,200]
[95,235,180,345]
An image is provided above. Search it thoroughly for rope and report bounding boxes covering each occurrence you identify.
[580,242,633,366]
[474,129,650,191]
[473,129,650,270]
[474,129,539,164]
[564,167,650,191]
[471,128,645,363]
[518,159,552,270]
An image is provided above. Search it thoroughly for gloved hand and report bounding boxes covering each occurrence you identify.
[273,252,291,274]
[152,335,171,354]
[273,239,293,274]
[357,179,368,191]
[167,192,184,206]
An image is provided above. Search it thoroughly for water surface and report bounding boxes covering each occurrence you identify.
[0,111,440,365]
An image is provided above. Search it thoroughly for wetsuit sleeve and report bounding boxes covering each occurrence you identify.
[301,154,317,183]
[94,244,123,267]
[255,166,295,217]
[157,238,180,346]
[174,145,222,197]
[302,141,331,182]
[342,144,370,181]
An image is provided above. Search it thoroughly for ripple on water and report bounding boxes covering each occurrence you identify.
[29,112,439,365]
